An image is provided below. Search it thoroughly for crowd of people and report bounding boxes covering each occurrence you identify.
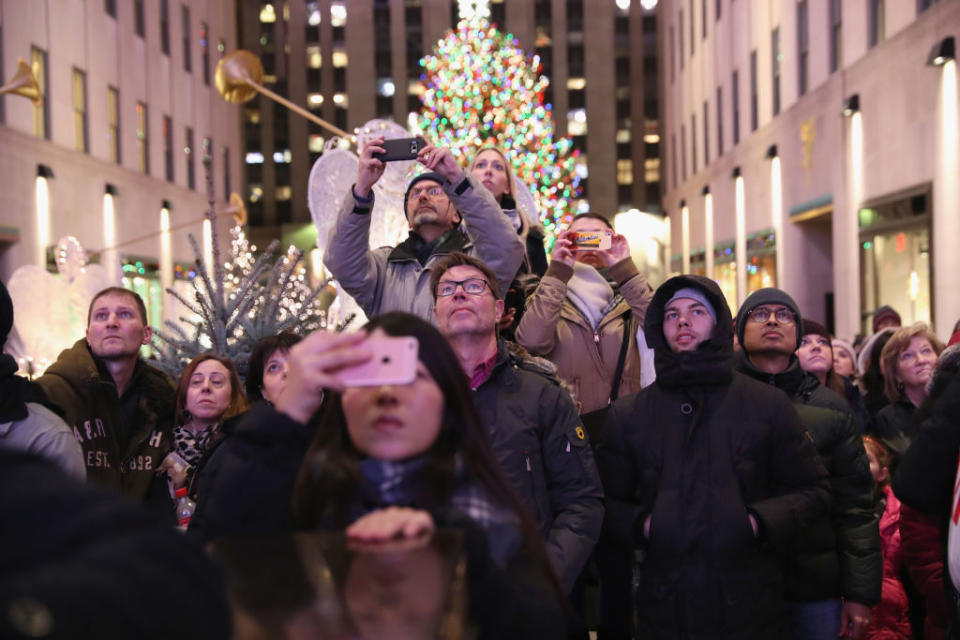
[2,140,960,639]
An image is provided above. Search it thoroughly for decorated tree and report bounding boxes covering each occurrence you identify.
[417,4,582,237]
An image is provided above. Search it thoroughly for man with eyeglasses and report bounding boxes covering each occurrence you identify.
[323,137,523,323]
[430,251,604,599]
[735,288,881,640]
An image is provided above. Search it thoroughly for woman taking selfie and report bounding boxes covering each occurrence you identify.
[199,312,566,634]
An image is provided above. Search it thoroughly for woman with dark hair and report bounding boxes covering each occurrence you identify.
[286,313,544,560]
[198,313,567,634]
[244,331,302,404]
[157,353,247,496]
[798,320,871,431]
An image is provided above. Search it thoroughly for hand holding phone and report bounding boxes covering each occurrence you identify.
[338,337,419,387]
[570,230,613,251]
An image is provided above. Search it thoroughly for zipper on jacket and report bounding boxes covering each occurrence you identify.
[524,451,532,472]
[566,441,571,453]
[594,331,600,344]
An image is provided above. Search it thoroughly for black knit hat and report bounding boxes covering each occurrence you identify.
[403,172,447,218]
[801,319,831,341]
[735,287,803,350]
[0,280,12,349]
[872,305,901,333]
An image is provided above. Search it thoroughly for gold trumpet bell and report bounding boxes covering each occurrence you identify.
[0,58,42,107]
[218,192,248,226]
[215,50,263,104]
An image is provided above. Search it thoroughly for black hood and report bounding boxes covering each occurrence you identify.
[645,274,734,388]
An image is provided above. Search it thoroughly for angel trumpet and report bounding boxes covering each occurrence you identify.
[217,192,248,226]
[215,50,353,143]
[0,58,42,106]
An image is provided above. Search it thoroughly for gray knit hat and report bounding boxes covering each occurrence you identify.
[665,287,718,324]
[735,288,803,349]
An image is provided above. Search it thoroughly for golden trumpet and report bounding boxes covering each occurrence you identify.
[215,50,353,143]
[0,58,42,106]
[217,192,248,226]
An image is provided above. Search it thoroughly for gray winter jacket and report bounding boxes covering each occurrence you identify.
[323,172,524,322]
[0,402,86,480]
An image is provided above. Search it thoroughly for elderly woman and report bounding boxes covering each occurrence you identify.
[875,323,945,456]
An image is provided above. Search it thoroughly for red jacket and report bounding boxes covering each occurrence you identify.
[900,503,949,640]
[864,485,911,639]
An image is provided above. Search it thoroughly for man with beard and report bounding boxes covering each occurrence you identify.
[735,288,881,640]
[324,138,523,323]
[38,287,175,503]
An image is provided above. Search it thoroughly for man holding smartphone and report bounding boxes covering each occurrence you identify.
[324,138,524,324]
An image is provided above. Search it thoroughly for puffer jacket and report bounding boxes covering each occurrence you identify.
[37,339,176,500]
[737,354,882,606]
[863,485,911,640]
[473,340,604,593]
[323,172,524,323]
[598,275,831,639]
[515,257,653,414]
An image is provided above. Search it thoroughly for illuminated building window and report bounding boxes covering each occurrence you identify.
[72,68,88,152]
[136,101,149,174]
[107,86,120,163]
[617,159,633,185]
[260,4,276,23]
[307,46,322,68]
[31,47,49,139]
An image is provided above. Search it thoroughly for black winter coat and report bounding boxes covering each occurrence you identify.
[0,450,231,640]
[189,402,315,542]
[737,354,882,606]
[874,398,917,457]
[598,275,831,639]
[473,340,604,592]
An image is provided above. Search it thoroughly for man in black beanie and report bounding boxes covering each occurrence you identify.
[0,281,84,479]
[324,138,523,323]
[735,287,881,640]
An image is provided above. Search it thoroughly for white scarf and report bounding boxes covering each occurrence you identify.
[566,262,614,330]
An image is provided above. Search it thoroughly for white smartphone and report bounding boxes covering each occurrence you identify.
[338,336,419,387]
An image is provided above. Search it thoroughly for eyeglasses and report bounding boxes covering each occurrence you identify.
[747,306,796,325]
[435,278,490,297]
[407,186,445,200]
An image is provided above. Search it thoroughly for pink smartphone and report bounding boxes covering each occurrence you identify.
[571,230,612,251]
[338,337,419,387]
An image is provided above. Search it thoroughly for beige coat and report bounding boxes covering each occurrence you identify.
[515,258,653,414]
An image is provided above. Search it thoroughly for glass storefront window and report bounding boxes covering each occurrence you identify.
[860,225,931,334]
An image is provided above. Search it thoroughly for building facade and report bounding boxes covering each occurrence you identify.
[661,0,958,340]
[0,0,241,328]
[237,0,662,249]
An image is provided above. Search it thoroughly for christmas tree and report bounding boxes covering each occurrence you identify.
[417,4,582,237]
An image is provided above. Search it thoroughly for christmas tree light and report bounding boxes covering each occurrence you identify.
[417,11,582,236]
